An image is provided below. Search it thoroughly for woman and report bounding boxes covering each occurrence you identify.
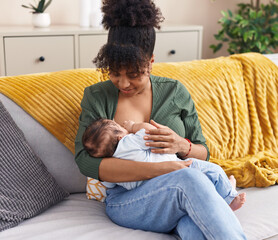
[75,0,246,239]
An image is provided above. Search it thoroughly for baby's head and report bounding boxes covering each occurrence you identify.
[82,118,128,158]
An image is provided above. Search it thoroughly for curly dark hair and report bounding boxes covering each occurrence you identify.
[93,0,164,74]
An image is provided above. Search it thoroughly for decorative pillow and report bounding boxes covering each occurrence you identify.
[86,177,107,202]
[0,101,69,232]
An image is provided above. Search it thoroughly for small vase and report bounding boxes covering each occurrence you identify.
[32,13,51,28]
[79,0,91,28]
[90,0,102,28]
[90,10,102,28]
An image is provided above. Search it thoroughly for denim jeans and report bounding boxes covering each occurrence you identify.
[105,168,246,240]
[189,158,238,205]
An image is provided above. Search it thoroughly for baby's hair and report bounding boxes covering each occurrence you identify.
[82,118,121,158]
[93,0,164,74]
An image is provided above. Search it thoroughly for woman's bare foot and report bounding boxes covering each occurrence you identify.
[230,193,246,211]
[228,175,246,211]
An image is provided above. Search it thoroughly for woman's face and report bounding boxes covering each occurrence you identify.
[109,57,154,97]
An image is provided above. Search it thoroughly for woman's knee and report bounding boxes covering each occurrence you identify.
[166,168,214,191]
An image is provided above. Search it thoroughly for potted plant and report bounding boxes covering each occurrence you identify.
[210,0,278,54]
[22,0,52,28]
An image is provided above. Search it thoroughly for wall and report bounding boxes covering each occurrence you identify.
[0,0,253,59]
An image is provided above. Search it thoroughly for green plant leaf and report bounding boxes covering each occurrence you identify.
[212,1,278,54]
[269,17,278,24]
[29,3,37,10]
[214,33,224,41]
[249,9,257,19]
[24,3,37,12]
[235,14,243,21]
[255,42,262,50]
[243,31,251,42]
[210,43,223,53]
[257,10,263,18]
[219,17,227,24]
[43,0,52,12]
[223,19,232,25]
[22,5,31,9]
[37,0,45,12]
[221,10,230,19]
[239,19,249,27]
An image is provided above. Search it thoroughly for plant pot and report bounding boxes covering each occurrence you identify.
[32,13,51,28]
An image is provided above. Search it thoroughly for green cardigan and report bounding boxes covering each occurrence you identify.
[75,75,210,179]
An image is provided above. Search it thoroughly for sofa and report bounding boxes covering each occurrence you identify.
[0,53,278,240]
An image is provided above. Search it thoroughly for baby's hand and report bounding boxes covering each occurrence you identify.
[123,120,135,132]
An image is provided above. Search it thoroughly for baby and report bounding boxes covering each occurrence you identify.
[82,118,246,211]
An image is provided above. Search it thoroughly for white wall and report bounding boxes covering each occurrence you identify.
[0,0,253,59]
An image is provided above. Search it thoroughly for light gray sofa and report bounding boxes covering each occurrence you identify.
[1,92,278,240]
[1,53,278,239]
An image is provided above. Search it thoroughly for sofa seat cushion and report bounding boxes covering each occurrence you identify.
[0,194,177,240]
[0,187,278,240]
[236,186,278,240]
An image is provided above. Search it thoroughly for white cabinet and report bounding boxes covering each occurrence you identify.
[79,34,108,68]
[5,36,74,76]
[155,31,200,62]
[0,25,203,76]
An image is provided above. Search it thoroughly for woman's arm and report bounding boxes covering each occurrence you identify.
[77,134,192,182]
[176,138,208,160]
[143,82,209,161]
[98,157,192,182]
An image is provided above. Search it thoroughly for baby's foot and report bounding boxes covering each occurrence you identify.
[229,175,236,189]
[230,193,246,211]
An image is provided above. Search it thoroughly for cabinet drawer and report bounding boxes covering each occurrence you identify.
[4,36,74,76]
[154,31,200,62]
[79,34,107,68]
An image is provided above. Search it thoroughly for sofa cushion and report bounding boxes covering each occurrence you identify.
[236,186,278,240]
[0,101,69,232]
[0,194,177,240]
[0,94,87,194]
[1,189,278,240]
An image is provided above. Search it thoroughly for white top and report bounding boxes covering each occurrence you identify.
[102,129,181,190]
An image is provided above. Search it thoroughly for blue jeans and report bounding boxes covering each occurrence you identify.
[189,158,238,205]
[105,168,246,240]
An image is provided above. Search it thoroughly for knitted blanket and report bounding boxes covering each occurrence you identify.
[152,53,278,187]
[1,53,277,188]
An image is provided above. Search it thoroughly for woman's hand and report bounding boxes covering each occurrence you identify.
[158,159,193,173]
[144,120,190,155]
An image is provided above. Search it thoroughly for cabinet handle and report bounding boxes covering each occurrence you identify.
[39,56,45,62]
[169,50,176,55]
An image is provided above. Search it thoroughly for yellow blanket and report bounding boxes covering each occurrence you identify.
[1,53,277,188]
